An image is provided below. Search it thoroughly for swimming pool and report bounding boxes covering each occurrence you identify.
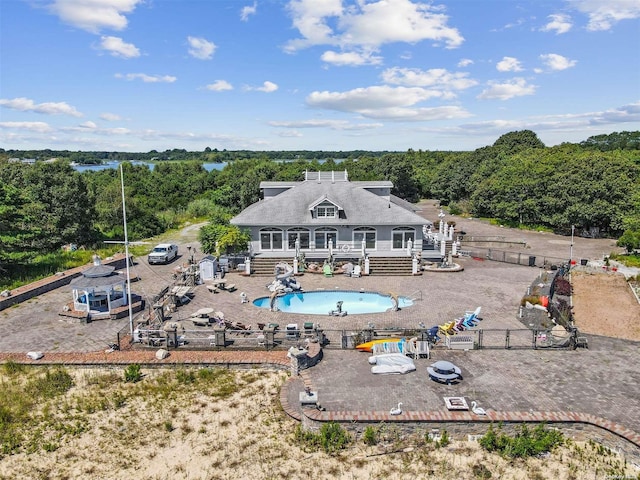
[252,290,414,315]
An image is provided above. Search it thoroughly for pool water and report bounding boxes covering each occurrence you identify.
[252,290,413,315]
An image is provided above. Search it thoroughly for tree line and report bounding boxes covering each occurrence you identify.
[1,130,639,282]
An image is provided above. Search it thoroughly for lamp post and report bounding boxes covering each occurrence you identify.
[570,225,575,265]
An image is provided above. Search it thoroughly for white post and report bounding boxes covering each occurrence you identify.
[245,257,251,275]
[364,256,370,275]
[120,165,134,338]
[406,238,413,256]
[412,256,419,274]
[440,237,446,258]
[361,238,366,258]
[293,257,298,274]
[329,239,333,257]
[452,241,457,256]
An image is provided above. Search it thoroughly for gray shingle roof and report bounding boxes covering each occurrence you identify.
[231,180,427,227]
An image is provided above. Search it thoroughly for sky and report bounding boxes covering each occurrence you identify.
[0,0,639,153]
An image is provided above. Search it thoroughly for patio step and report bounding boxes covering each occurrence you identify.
[368,257,414,276]
[249,257,292,276]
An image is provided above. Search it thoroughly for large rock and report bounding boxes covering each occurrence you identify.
[155,348,170,360]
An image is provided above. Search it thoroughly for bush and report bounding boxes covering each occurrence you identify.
[362,426,378,446]
[553,276,572,296]
[479,423,564,458]
[28,368,74,399]
[295,422,352,453]
[124,364,142,383]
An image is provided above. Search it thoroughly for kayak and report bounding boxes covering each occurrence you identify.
[355,338,403,352]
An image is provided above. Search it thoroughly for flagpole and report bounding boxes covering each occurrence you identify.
[120,164,134,338]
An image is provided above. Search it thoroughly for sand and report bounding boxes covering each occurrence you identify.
[0,367,637,480]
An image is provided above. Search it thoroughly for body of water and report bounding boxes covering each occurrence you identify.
[72,161,227,173]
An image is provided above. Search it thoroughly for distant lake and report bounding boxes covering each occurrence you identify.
[72,161,227,173]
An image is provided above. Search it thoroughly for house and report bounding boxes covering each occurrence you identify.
[230,171,431,271]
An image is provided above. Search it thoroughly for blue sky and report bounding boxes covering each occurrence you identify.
[1,0,639,152]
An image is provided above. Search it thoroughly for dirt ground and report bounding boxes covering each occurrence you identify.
[572,271,640,341]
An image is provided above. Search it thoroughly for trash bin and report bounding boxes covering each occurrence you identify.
[528,256,536,267]
[580,258,588,266]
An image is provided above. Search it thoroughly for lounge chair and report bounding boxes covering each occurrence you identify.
[323,263,333,277]
[404,338,418,359]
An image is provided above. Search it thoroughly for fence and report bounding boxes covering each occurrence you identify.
[121,325,582,352]
[458,246,566,268]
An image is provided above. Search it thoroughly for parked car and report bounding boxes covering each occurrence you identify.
[148,244,178,264]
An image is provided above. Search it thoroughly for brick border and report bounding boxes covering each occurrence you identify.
[279,375,640,450]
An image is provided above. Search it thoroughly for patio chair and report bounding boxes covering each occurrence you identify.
[404,338,418,359]
[453,317,467,332]
[351,265,362,278]
[416,340,430,358]
[286,323,299,339]
[439,321,456,336]
[303,322,315,338]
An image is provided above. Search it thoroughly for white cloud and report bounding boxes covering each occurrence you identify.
[539,53,577,71]
[496,56,523,72]
[240,2,257,21]
[306,85,471,121]
[381,67,477,90]
[269,119,383,130]
[205,80,233,91]
[0,97,83,117]
[478,78,537,100]
[540,13,573,34]
[100,112,122,121]
[568,0,640,31]
[277,130,303,137]
[46,0,142,34]
[98,36,140,58]
[187,36,216,60]
[321,50,383,66]
[245,81,278,92]
[0,121,53,133]
[114,73,177,83]
[284,0,463,55]
[458,58,474,67]
[79,121,97,129]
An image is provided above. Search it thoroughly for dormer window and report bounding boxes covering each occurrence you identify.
[316,203,336,218]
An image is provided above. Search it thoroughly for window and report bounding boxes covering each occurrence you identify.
[314,228,337,249]
[315,201,337,218]
[353,227,376,249]
[392,227,415,249]
[260,228,283,251]
[287,228,310,250]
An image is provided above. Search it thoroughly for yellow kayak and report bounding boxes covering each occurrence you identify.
[355,338,403,352]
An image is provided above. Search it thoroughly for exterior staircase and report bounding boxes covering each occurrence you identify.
[367,256,414,276]
[249,257,291,276]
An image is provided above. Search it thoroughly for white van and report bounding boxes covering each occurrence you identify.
[148,243,178,264]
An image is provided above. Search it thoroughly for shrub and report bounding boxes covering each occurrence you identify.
[479,423,564,459]
[2,360,25,376]
[28,368,74,399]
[362,426,378,446]
[295,422,352,454]
[124,364,142,383]
[553,276,572,296]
